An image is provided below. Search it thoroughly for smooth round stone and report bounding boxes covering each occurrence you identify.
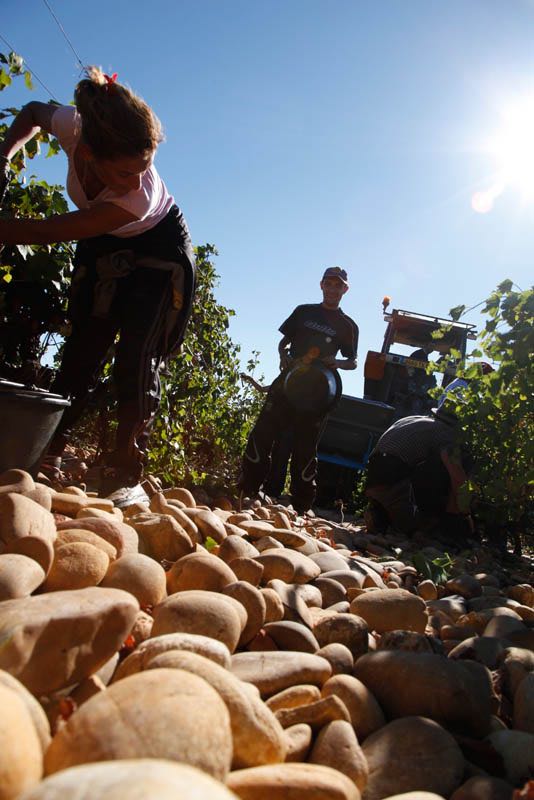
[264,621,320,654]
[56,529,117,560]
[2,534,54,575]
[266,685,321,713]
[144,650,286,769]
[226,762,360,799]
[354,651,494,737]
[44,669,233,780]
[315,643,354,676]
[0,468,35,494]
[267,528,308,548]
[321,674,385,741]
[152,590,245,652]
[507,584,533,607]
[231,557,264,586]
[256,550,321,584]
[498,646,534,698]
[350,589,427,633]
[284,723,313,762]
[417,580,438,601]
[219,536,260,563]
[382,794,448,800]
[487,730,534,785]
[261,588,285,623]
[362,717,464,800]
[129,610,153,643]
[0,670,51,754]
[314,577,347,608]
[309,552,351,573]
[309,719,369,791]
[236,520,276,538]
[0,492,56,547]
[101,553,166,607]
[19,759,239,799]
[321,570,366,590]
[113,632,231,681]
[166,552,237,593]
[43,542,109,591]
[313,613,368,659]
[484,615,526,639]
[0,683,43,798]
[0,553,45,600]
[450,776,514,800]
[274,695,351,731]
[223,582,267,646]
[0,587,139,695]
[133,512,194,561]
[266,580,322,627]
[446,574,483,599]
[447,637,507,669]
[55,517,138,557]
[427,596,468,622]
[231,651,332,698]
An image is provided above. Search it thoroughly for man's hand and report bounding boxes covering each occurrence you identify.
[322,356,357,371]
[322,356,338,369]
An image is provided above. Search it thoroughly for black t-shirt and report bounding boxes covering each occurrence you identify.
[279,303,358,361]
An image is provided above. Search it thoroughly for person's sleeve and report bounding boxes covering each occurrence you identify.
[340,318,359,359]
[50,106,79,155]
[279,306,301,338]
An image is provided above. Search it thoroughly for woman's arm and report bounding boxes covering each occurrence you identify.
[0,102,57,160]
[0,202,139,244]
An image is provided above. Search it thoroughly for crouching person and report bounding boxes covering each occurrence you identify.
[364,403,473,539]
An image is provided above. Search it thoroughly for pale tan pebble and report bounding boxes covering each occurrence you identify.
[0,683,43,797]
[44,669,233,781]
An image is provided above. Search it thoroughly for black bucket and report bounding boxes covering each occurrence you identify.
[283,362,342,414]
[0,379,70,476]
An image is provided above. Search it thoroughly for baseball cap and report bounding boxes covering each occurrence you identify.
[322,266,349,286]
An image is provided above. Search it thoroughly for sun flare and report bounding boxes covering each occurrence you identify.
[489,94,534,200]
[474,93,534,212]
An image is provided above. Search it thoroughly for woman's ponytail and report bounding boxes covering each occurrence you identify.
[74,66,163,160]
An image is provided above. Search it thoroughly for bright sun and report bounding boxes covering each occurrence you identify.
[472,94,534,212]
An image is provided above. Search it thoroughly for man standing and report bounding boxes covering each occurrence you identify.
[364,403,472,538]
[239,267,358,513]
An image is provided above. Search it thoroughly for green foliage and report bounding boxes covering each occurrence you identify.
[146,244,264,490]
[434,281,533,539]
[0,51,73,376]
[411,551,455,584]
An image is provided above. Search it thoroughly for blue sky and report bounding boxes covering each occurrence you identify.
[2,1,534,394]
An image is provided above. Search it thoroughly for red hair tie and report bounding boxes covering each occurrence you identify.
[103,72,118,92]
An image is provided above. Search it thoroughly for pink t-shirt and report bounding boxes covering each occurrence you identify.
[51,105,174,237]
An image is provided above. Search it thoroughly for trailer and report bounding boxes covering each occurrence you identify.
[316,305,477,505]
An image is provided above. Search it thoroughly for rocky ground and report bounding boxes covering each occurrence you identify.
[0,467,532,800]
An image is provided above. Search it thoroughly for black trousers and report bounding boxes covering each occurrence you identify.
[49,265,172,477]
[240,375,326,511]
[262,428,293,497]
[48,206,195,478]
[365,450,452,533]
